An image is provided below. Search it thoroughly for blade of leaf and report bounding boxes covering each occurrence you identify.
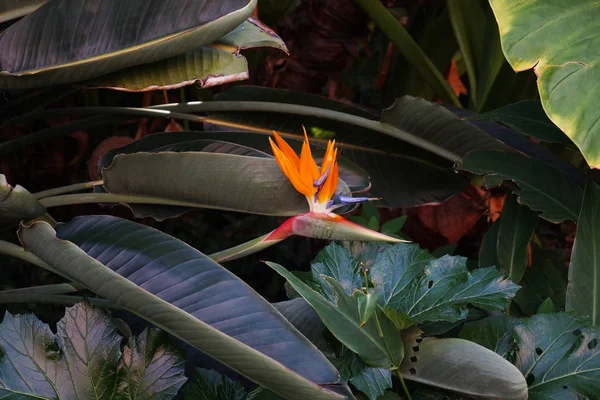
[479,219,500,268]
[0,0,46,23]
[459,315,521,358]
[497,194,538,284]
[459,150,583,223]
[400,336,527,399]
[0,0,256,88]
[567,179,600,325]
[18,217,347,400]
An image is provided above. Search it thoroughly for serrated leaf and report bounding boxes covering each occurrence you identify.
[312,243,364,302]
[512,313,600,399]
[182,368,246,400]
[460,150,582,223]
[370,243,519,325]
[331,351,391,400]
[497,194,538,283]
[0,302,186,399]
[459,315,520,358]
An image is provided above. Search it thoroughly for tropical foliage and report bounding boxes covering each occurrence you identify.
[1,0,599,399]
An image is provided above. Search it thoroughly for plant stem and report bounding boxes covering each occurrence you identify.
[354,0,460,107]
[396,370,413,400]
[4,103,462,162]
[33,180,103,199]
[0,239,67,279]
[209,232,281,263]
[0,293,118,309]
[0,282,84,296]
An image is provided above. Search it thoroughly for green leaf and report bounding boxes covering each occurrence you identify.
[459,315,520,358]
[331,351,391,400]
[536,298,557,314]
[0,302,187,399]
[400,336,527,399]
[460,150,583,223]
[479,219,500,268]
[18,217,346,400]
[489,0,600,167]
[370,243,519,324]
[349,367,391,400]
[472,101,572,144]
[215,16,288,54]
[0,0,256,88]
[0,174,46,223]
[567,179,600,325]
[361,203,380,230]
[512,313,600,399]
[101,152,308,217]
[272,298,333,358]
[266,262,404,369]
[355,291,379,327]
[182,368,246,400]
[0,0,46,23]
[311,243,364,302]
[381,216,407,235]
[497,194,538,283]
[513,245,567,317]
[87,47,249,92]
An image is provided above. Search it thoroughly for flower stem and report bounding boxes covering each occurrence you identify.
[209,232,282,263]
[396,370,413,400]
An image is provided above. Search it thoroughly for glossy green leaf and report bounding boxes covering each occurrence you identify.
[512,313,600,399]
[536,298,557,314]
[489,0,600,167]
[381,216,406,235]
[460,150,583,223]
[497,194,538,283]
[182,368,246,400]
[266,262,403,369]
[567,179,600,325]
[400,336,527,399]
[354,291,379,327]
[0,0,256,88]
[513,245,567,317]
[0,0,46,23]
[87,47,249,92]
[370,243,519,325]
[18,217,347,400]
[0,302,187,399]
[459,315,521,358]
[0,174,46,222]
[473,101,572,144]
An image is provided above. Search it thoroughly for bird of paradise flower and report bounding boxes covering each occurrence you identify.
[209,129,405,263]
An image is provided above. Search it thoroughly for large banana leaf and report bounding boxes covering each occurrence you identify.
[489,0,600,168]
[18,216,350,400]
[0,0,256,88]
[87,17,287,92]
[193,86,509,206]
[0,174,45,222]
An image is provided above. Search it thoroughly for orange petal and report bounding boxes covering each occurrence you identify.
[300,127,320,181]
[320,139,336,175]
[273,131,300,168]
[318,153,339,204]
